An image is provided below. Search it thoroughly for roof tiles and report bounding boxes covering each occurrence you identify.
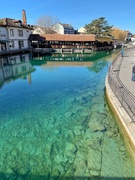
[42,34,96,42]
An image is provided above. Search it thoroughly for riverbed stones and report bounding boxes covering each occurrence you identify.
[90,169,100,176]
[65,142,76,153]
[74,125,83,135]
[105,130,116,138]
[87,148,102,171]
[88,120,105,132]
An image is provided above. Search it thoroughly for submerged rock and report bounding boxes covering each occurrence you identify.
[90,169,100,176]
[105,130,116,138]
[73,150,87,176]
[74,125,83,136]
[88,121,105,132]
[65,142,76,153]
[87,148,102,171]
[54,154,68,164]
[64,142,77,163]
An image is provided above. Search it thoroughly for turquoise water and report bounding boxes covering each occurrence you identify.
[0,52,135,179]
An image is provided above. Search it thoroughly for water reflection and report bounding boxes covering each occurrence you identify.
[31,52,112,74]
[0,52,110,89]
[0,54,35,88]
[32,51,112,62]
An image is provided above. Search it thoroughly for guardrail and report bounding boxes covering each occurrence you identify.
[108,49,135,121]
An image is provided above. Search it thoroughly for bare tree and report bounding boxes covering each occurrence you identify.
[36,15,59,34]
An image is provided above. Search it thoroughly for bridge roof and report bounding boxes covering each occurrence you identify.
[96,36,113,42]
[42,34,96,42]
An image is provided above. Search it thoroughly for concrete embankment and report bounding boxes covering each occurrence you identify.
[105,47,135,160]
[106,74,135,160]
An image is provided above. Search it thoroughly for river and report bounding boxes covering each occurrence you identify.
[0,50,135,179]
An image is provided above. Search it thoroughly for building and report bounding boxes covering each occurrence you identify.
[0,10,33,54]
[32,25,55,35]
[78,27,87,34]
[0,25,8,51]
[32,26,45,34]
[131,36,135,43]
[52,23,74,34]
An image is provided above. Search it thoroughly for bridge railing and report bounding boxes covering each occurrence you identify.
[107,49,135,122]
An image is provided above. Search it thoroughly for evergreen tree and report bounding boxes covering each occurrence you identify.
[85,17,113,36]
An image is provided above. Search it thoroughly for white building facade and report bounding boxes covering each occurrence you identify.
[0,17,33,53]
[0,26,8,51]
[52,23,74,34]
[78,27,87,34]
[6,19,32,51]
[8,27,31,50]
[32,26,45,35]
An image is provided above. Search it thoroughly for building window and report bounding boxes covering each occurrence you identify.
[10,41,14,48]
[18,30,23,37]
[20,41,24,47]
[18,41,24,49]
[26,30,29,37]
[37,30,41,33]
[10,29,14,36]
[22,65,26,72]
[20,55,25,62]
[64,30,68,34]
[10,57,16,64]
[15,67,18,74]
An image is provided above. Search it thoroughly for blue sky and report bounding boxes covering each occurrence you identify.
[1,0,135,33]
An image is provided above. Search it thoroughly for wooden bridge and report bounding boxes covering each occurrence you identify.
[29,34,114,54]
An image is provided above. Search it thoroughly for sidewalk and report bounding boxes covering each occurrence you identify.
[119,48,135,97]
[105,46,135,157]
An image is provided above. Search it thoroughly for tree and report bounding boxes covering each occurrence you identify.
[111,27,127,41]
[36,15,59,34]
[0,20,3,25]
[85,17,113,36]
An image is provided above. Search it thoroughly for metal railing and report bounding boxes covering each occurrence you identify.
[108,49,135,122]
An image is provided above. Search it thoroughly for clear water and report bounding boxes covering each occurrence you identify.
[0,52,135,179]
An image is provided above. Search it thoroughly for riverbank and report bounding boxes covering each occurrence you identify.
[105,47,135,160]
[0,48,32,56]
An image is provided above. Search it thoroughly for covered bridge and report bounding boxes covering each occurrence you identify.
[29,34,114,51]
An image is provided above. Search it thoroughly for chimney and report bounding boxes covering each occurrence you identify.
[22,9,27,25]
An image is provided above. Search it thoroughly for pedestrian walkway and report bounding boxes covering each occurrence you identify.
[108,46,135,120]
[119,48,135,97]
